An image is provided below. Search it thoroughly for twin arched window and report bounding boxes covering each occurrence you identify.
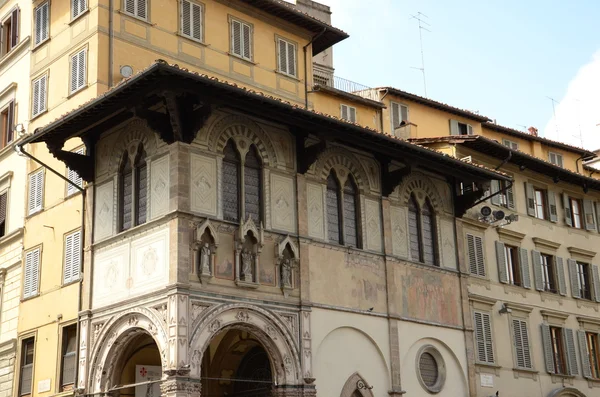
[326,170,360,247]
[119,144,147,231]
[222,140,262,224]
[408,195,437,265]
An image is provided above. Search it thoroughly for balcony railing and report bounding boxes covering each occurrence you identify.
[312,69,380,102]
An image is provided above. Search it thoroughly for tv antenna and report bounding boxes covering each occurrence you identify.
[410,12,431,97]
[547,96,559,137]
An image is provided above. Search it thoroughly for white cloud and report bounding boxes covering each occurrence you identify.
[543,50,600,150]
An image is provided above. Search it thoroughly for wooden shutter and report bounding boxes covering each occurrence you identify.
[556,257,567,296]
[506,184,515,209]
[568,259,580,298]
[64,231,81,284]
[548,191,558,222]
[6,101,14,144]
[467,124,474,135]
[578,330,592,378]
[449,119,459,135]
[72,0,87,19]
[474,311,494,363]
[28,170,43,215]
[24,249,40,298]
[525,182,536,217]
[519,247,531,289]
[391,102,400,131]
[35,2,49,45]
[563,193,573,227]
[242,22,251,59]
[0,192,6,235]
[340,105,348,120]
[564,328,578,375]
[592,265,600,303]
[532,250,544,291]
[467,234,485,276]
[349,107,356,123]
[125,0,135,15]
[583,199,596,231]
[136,0,147,19]
[287,41,296,77]
[32,75,47,117]
[231,19,241,56]
[67,148,84,195]
[490,180,500,206]
[400,105,408,124]
[513,319,532,369]
[541,324,556,373]
[10,8,18,48]
[181,0,202,41]
[70,49,87,93]
[495,241,508,283]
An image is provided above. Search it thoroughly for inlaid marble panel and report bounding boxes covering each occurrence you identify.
[190,153,217,216]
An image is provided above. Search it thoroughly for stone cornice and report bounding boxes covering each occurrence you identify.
[496,227,526,242]
[460,217,490,232]
[567,246,596,259]
[532,237,561,251]
[468,294,497,306]
[540,309,570,321]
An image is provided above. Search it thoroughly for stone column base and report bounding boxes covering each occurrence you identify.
[160,376,201,397]
[271,384,317,397]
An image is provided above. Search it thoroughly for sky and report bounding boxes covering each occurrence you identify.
[287,0,600,149]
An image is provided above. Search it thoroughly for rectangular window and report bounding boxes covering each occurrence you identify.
[63,230,81,284]
[467,233,485,277]
[0,100,14,149]
[474,311,494,364]
[19,338,34,396]
[534,188,547,220]
[0,191,6,237]
[577,261,592,300]
[69,48,87,94]
[230,18,252,60]
[503,139,519,150]
[123,0,147,20]
[1,8,19,56]
[340,104,357,123]
[28,169,44,215]
[71,0,87,20]
[60,325,77,390]
[550,326,566,375]
[31,74,48,117]
[66,148,85,196]
[549,152,563,167]
[504,245,522,286]
[512,319,532,369]
[180,0,202,42]
[34,2,49,46]
[450,119,473,135]
[277,38,297,77]
[541,254,557,293]
[570,197,583,229]
[23,248,40,298]
[391,102,409,130]
[587,332,600,378]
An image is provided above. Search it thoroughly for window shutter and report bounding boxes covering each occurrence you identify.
[181,0,191,37]
[449,119,459,135]
[67,148,84,195]
[287,42,296,77]
[474,311,494,363]
[548,191,558,222]
[563,328,578,375]
[32,75,47,117]
[556,257,567,296]
[400,105,408,124]
[592,265,600,303]
[231,20,241,56]
[507,184,515,209]
[11,8,19,48]
[340,105,348,121]
[490,180,500,206]
[28,170,43,215]
[578,330,592,378]
[391,102,400,130]
[242,23,251,59]
[72,0,87,19]
[64,233,73,283]
[35,2,49,45]
[563,193,573,227]
[495,241,508,284]
[64,231,81,284]
[349,107,356,123]
[596,202,600,233]
[125,0,135,15]
[70,49,86,93]
[24,249,40,298]
[191,2,201,40]
[568,259,580,298]
[6,101,14,143]
[0,192,7,233]
[136,163,147,225]
[467,234,485,277]
[467,124,474,135]
[513,319,532,369]
[137,0,147,19]
[278,39,287,74]
[519,247,531,289]
[583,199,596,231]
[525,182,536,217]
[532,250,544,291]
[541,324,556,374]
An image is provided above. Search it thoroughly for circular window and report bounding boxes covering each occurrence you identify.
[416,345,446,394]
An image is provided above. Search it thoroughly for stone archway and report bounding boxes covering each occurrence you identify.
[547,387,588,397]
[340,372,374,397]
[189,303,302,389]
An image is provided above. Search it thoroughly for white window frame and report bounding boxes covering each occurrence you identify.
[28,168,44,215]
[69,47,87,95]
[180,0,204,42]
[63,230,81,285]
[503,139,519,150]
[340,104,357,123]
[71,0,87,21]
[34,1,50,47]
[123,0,148,21]
[229,17,253,61]
[390,101,409,131]
[66,147,85,196]
[276,37,297,77]
[31,73,48,118]
[23,247,40,299]
[549,152,563,167]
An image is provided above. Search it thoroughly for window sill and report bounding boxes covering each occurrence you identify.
[176,32,208,47]
[502,283,528,297]
[512,367,538,374]
[586,378,600,387]
[67,84,88,99]
[475,362,501,376]
[25,208,44,219]
[32,38,50,52]
[0,36,30,69]
[275,70,300,82]
[30,109,48,121]
[65,189,83,200]
[575,298,599,311]
[228,52,256,65]
[119,11,153,26]
[21,293,40,302]
[69,8,90,25]
[62,279,81,288]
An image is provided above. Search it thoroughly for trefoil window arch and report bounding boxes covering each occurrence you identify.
[326,169,360,248]
[408,194,437,266]
[119,144,147,231]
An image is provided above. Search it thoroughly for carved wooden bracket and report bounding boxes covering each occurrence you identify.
[381,163,411,197]
[296,134,327,175]
[454,188,486,218]
[46,142,95,183]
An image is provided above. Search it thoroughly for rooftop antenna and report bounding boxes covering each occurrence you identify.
[546,96,559,138]
[516,124,528,131]
[410,12,430,97]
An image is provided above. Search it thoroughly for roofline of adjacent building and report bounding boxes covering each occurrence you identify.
[312,84,386,109]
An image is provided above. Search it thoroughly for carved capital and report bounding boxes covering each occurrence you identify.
[159,377,201,396]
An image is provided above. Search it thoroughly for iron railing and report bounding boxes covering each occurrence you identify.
[312,69,380,102]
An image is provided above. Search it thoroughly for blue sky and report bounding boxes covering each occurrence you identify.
[296,0,600,149]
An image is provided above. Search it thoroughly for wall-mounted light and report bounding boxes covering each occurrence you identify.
[498,303,512,315]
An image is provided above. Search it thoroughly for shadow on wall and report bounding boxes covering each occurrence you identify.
[314,326,390,397]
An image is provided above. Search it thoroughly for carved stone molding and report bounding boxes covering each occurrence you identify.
[159,376,202,396]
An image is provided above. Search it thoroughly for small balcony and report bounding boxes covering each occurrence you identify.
[312,68,380,103]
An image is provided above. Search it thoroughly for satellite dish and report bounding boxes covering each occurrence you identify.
[120,65,134,78]
[480,206,492,217]
[493,210,505,220]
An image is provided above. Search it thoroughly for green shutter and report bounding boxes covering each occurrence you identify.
[495,241,508,284]
[556,257,567,296]
[564,328,578,375]
[525,182,535,217]
[519,248,531,289]
[548,191,558,222]
[568,259,580,298]
[532,250,544,291]
[541,324,555,374]
[592,265,600,303]
[583,199,596,231]
[507,183,515,209]
[563,193,573,227]
[578,330,592,378]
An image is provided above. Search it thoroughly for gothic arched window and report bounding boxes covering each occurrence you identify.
[223,140,241,222]
[408,194,438,266]
[422,200,436,265]
[343,176,359,247]
[119,144,148,232]
[408,195,421,261]
[244,145,262,224]
[326,170,341,244]
[326,170,361,247]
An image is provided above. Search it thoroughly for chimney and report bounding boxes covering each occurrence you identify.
[528,126,538,137]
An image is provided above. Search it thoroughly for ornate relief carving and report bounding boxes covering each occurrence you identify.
[307,183,325,239]
[390,206,408,258]
[312,147,372,193]
[236,311,250,322]
[396,172,447,213]
[209,319,221,333]
[94,180,114,241]
[439,218,457,269]
[107,119,159,175]
[91,322,105,348]
[150,155,169,219]
[364,198,382,252]
[153,304,168,324]
[190,153,217,215]
[271,173,296,232]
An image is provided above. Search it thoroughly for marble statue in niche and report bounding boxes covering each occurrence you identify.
[240,248,254,281]
[193,224,218,283]
[281,257,292,288]
[277,242,298,296]
[239,233,257,282]
[200,243,211,275]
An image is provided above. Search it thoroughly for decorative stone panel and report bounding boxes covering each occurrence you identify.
[271,173,296,233]
[390,205,408,258]
[439,218,457,269]
[306,183,325,240]
[150,155,169,219]
[94,180,114,241]
[190,153,217,216]
[364,198,382,252]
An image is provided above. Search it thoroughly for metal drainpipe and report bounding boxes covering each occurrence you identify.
[16,142,86,392]
[108,0,114,88]
[303,28,326,109]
